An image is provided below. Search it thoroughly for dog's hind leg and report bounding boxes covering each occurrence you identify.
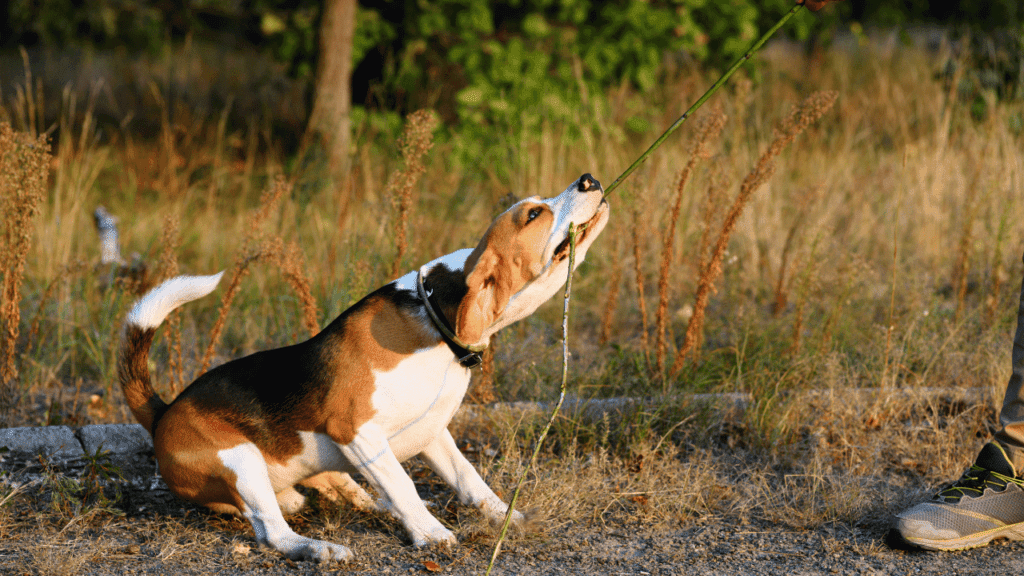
[275,487,307,516]
[419,429,525,527]
[300,471,380,512]
[218,443,353,563]
[335,423,456,548]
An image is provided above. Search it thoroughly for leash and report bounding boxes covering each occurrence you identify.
[602,1,828,200]
[416,266,486,369]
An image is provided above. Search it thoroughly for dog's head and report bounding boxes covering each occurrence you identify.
[456,173,610,346]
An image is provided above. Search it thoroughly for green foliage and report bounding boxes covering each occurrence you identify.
[38,448,124,520]
[259,4,320,78]
[4,0,166,51]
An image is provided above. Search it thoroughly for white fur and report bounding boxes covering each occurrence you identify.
[338,422,457,547]
[370,347,469,456]
[127,272,225,329]
[219,443,353,562]
[393,249,473,293]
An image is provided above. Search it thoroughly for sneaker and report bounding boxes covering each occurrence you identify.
[894,442,1024,551]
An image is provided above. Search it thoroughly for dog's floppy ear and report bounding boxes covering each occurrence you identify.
[456,248,513,346]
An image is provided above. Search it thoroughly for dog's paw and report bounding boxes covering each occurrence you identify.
[515,507,544,532]
[411,526,457,549]
[276,487,308,516]
[276,535,353,563]
[478,496,527,528]
[300,471,381,512]
[480,503,544,537]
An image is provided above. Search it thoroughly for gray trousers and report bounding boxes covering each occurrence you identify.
[996,252,1024,473]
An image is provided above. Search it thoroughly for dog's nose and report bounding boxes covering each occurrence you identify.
[577,173,601,193]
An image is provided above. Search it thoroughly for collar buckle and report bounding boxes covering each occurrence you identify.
[458,353,483,369]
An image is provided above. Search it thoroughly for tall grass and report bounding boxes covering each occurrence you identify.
[0,48,1021,574]
[0,122,49,422]
[667,90,838,377]
[0,40,1022,533]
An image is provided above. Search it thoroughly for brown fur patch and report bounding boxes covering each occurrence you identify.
[457,202,553,344]
[153,400,247,509]
[321,295,437,445]
[117,325,167,434]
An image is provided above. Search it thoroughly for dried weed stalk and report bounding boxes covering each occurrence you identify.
[487,223,581,575]
[772,186,822,317]
[155,213,181,282]
[788,236,822,356]
[198,178,289,373]
[264,236,321,338]
[655,111,726,378]
[155,213,186,392]
[0,122,49,409]
[697,165,730,279]
[669,91,838,378]
[387,109,439,278]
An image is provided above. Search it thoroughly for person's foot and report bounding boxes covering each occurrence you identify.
[893,442,1024,550]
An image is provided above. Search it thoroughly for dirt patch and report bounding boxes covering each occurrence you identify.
[2,440,1021,576]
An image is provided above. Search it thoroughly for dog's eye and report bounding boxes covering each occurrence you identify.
[526,207,543,222]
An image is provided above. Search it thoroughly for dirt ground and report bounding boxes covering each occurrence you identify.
[2,446,1022,576]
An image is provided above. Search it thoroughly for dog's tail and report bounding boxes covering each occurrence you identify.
[118,272,224,436]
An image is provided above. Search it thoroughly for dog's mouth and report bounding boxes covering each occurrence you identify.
[553,200,608,261]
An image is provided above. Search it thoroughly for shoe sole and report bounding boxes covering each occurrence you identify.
[901,523,1024,551]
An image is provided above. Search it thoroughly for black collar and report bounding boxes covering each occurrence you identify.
[416,268,484,369]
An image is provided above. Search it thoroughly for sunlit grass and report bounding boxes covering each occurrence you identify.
[1,39,1022,534]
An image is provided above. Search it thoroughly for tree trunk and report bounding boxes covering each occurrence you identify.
[307,0,356,179]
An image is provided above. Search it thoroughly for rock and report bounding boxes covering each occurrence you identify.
[76,424,156,479]
[77,424,151,456]
[0,426,84,460]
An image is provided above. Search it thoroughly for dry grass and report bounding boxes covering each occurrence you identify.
[387,109,440,278]
[655,110,727,381]
[0,40,1023,561]
[0,122,49,422]
[668,90,839,377]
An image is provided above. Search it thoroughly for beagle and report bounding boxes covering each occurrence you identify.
[117,174,610,562]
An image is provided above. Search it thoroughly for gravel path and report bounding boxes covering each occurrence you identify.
[3,409,1020,576]
[2,465,1021,576]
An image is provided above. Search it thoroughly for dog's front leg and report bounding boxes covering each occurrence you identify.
[219,443,353,562]
[337,423,456,547]
[419,429,525,527]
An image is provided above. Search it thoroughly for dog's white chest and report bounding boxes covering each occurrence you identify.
[369,345,470,461]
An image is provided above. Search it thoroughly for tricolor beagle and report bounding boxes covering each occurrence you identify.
[117,174,610,562]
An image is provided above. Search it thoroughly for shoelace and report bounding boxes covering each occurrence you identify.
[937,466,1021,503]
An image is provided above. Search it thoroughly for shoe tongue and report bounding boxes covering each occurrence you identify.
[976,442,1017,477]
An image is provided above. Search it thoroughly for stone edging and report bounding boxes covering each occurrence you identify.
[0,387,991,462]
[0,423,152,461]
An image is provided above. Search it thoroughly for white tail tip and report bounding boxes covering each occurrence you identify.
[127,271,225,330]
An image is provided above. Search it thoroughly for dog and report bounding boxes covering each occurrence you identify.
[117,174,610,562]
